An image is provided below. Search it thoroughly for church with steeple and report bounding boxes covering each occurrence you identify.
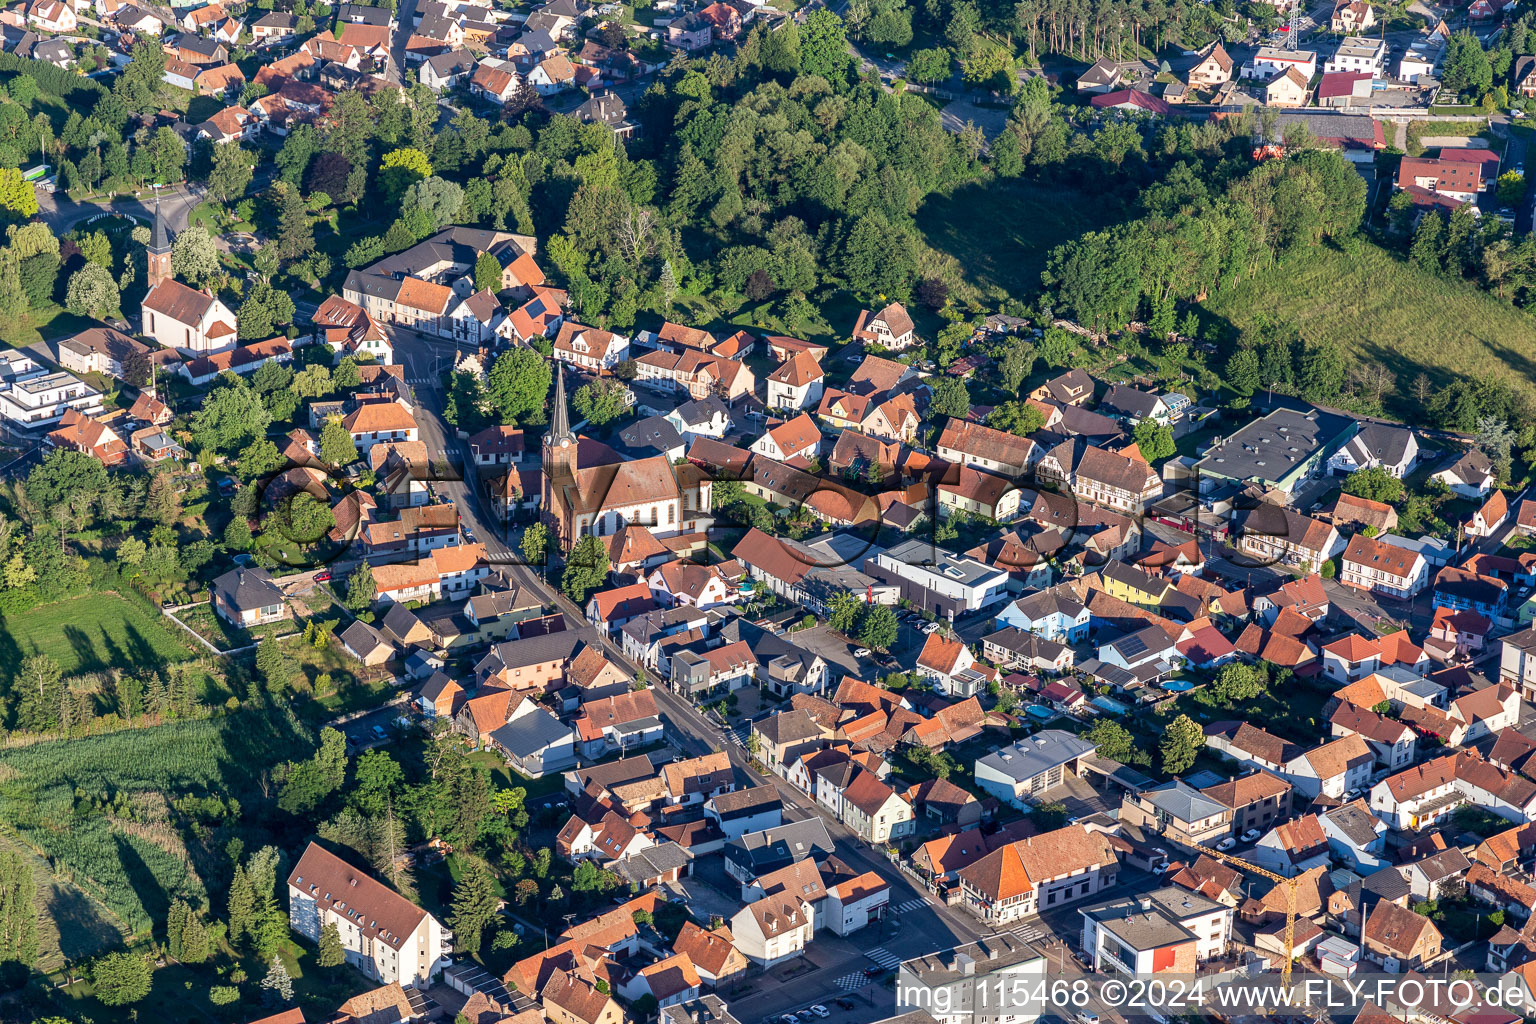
[540,365,713,551]
[140,201,240,357]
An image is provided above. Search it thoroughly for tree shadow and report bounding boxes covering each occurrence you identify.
[112,833,171,934]
[62,626,100,676]
[46,882,128,962]
[121,621,163,674]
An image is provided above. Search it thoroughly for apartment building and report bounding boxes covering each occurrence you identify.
[1341,534,1430,598]
[286,842,451,989]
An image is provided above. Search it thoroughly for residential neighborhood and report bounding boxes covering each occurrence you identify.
[11,0,1536,1019]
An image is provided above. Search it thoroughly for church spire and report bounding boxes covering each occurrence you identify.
[547,363,573,446]
[145,198,172,289]
[150,198,169,253]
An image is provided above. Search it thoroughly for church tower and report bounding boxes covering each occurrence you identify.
[146,200,172,289]
[542,365,578,542]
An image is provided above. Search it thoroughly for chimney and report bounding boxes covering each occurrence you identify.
[954,952,975,975]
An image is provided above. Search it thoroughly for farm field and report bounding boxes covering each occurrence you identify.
[1201,241,1536,420]
[0,592,199,687]
[0,710,315,937]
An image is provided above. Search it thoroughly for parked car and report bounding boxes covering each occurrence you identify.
[1240,829,1261,843]
[853,647,871,659]
[923,622,941,634]
[314,570,332,583]
[809,1007,829,1018]
[1217,837,1236,851]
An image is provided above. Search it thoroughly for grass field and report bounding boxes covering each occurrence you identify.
[1200,241,1536,419]
[917,177,1125,302]
[0,304,97,350]
[0,593,198,688]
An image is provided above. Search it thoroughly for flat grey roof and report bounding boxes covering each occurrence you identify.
[1139,780,1227,823]
[1195,406,1355,485]
[977,730,1098,783]
[900,933,1042,985]
[881,538,1006,586]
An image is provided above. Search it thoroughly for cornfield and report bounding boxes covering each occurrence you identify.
[0,709,315,935]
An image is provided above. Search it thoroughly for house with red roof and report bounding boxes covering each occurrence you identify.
[1321,631,1429,685]
[916,630,997,698]
[851,302,916,351]
[1177,623,1238,668]
[1467,489,1510,538]
[1089,89,1171,115]
[1317,70,1372,107]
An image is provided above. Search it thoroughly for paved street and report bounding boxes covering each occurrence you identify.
[35,181,205,237]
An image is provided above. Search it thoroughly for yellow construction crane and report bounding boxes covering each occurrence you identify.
[1170,840,1302,994]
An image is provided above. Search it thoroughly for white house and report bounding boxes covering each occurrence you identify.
[1242,46,1317,79]
[665,397,731,442]
[1079,886,1234,973]
[749,413,820,463]
[822,871,890,936]
[873,538,1011,614]
[343,400,419,452]
[996,587,1090,642]
[1370,751,1536,832]
[1250,814,1331,878]
[915,631,994,698]
[765,351,825,412]
[1327,424,1419,478]
[730,895,813,967]
[1284,735,1374,801]
[554,321,630,371]
[0,367,103,428]
[851,302,915,351]
[286,842,451,989]
[1324,36,1386,75]
[1431,450,1496,499]
[487,697,577,777]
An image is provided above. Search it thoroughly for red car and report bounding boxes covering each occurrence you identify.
[314,570,332,583]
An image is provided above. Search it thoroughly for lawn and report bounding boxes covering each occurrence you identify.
[467,749,570,800]
[0,304,98,349]
[917,177,1125,302]
[0,592,199,688]
[1200,241,1536,420]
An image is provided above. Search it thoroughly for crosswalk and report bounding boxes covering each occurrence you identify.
[890,898,930,914]
[865,947,902,969]
[722,722,750,748]
[832,971,871,992]
[1010,924,1045,943]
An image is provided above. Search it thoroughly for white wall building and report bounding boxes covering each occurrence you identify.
[286,841,451,989]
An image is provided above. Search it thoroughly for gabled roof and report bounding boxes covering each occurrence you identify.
[288,843,427,950]
[1363,898,1438,956]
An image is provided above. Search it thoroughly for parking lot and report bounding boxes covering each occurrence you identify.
[334,702,412,752]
